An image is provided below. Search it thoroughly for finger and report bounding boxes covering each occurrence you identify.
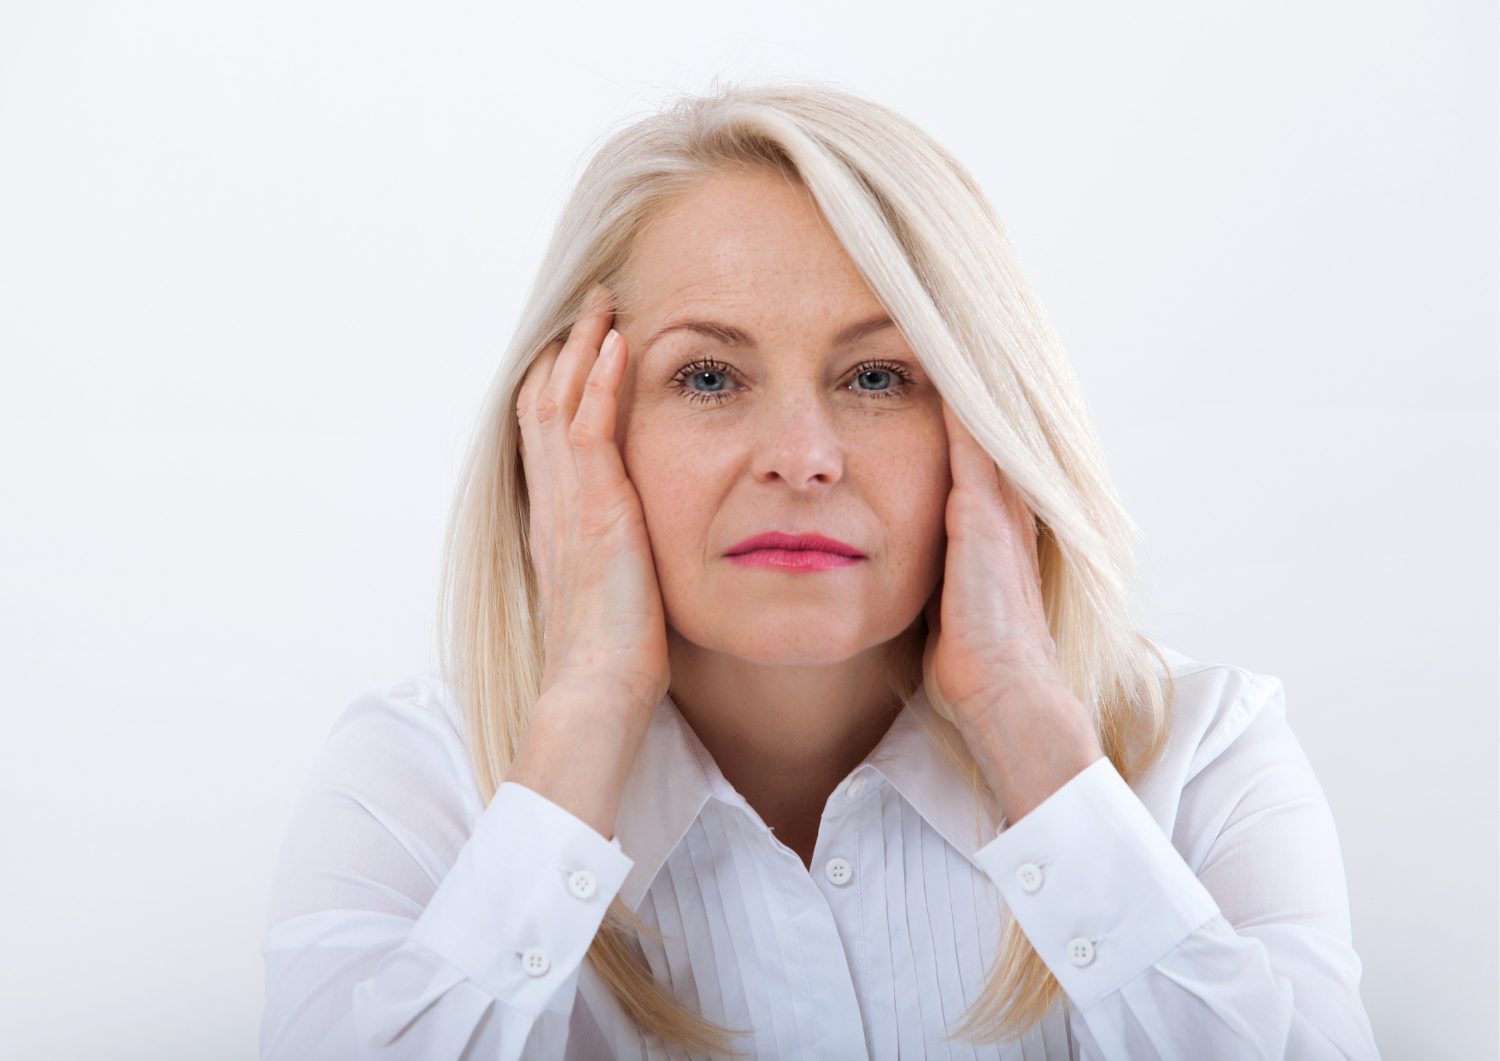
[1001,477,1041,583]
[994,465,1036,534]
[543,283,617,476]
[571,327,631,495]
[942,400,1040,562]
[941,401,1002,497]
[987,445,1040,563]
[516,341,570,584]
[517,338,561,452]
[988,445,1042,579]
[518,339,568,499]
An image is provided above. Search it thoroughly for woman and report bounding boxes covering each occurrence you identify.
[260,80,1380,1059]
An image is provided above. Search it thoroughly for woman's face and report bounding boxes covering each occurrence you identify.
[612,169,950,667]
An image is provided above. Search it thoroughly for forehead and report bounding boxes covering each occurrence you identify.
[623,172,888,327]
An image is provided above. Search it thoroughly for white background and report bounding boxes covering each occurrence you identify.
[1,1,1494,1057]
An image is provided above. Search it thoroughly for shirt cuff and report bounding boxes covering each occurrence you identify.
[408,780,635,1018]
[973,756,1221,1009]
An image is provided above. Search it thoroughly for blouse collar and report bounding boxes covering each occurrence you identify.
[612,680,1004,911]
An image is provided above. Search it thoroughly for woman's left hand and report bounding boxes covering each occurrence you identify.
[921,402,1104,819]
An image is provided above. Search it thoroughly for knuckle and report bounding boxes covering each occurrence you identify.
[576,505,612,538]
[567,417,593,447]
[534,391,560,422]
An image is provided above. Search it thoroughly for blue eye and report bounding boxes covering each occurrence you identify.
[852,367,901,394]
[670,358,916,405]
[676,360,735,402]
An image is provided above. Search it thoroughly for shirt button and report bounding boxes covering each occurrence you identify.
[1016,862,1044,893]
[824,857,854,886]
[520,946,551,976]
[1067,937,1096,967]
[567,869,597,899]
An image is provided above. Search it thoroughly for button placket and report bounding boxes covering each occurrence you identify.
[823,856,854,886]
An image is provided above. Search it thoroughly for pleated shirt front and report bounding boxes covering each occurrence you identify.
[260,640,1380,1059]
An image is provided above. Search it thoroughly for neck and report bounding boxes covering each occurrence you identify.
[665,616,926,851]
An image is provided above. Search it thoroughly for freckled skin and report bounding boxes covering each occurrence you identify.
[610,170,951,866]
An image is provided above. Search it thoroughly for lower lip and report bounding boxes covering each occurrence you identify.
[726,549,865,571]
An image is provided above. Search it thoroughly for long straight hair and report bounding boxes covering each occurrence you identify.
[436,77,1174,1056]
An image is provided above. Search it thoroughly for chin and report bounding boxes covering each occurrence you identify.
[729,645,865,667]
[705,622,878,666]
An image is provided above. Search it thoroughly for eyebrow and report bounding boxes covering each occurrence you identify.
[638,313,898,359]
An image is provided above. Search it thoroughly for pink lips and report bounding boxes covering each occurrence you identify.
[727,550,864,572]
[724,531,866,572]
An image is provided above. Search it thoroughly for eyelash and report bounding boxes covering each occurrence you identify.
[668,357,917,406]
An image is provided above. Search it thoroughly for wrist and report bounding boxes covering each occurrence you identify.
[537,680,658,732]
[955,687,1103,825]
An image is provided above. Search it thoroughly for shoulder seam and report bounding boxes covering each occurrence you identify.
[1183,668,1283,783]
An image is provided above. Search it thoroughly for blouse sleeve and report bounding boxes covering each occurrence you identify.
[972,676,1381,1060]
[259,686,635,1060]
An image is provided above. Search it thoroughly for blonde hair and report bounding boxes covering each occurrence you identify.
[436,76,1175,1056]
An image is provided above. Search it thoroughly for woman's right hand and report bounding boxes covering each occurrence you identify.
[516,282,671,722]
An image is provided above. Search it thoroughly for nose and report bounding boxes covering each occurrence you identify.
[748,398,846,495]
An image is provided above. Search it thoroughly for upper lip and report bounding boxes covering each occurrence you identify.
[725,531,866,558]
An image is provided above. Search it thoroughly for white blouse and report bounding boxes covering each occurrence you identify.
[260,640,1380,1059]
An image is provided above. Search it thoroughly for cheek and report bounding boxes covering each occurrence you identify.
[621,428,708,553]
[906,473,952,560]
[888,434,952,561]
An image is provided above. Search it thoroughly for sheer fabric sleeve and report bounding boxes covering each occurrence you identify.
[259,684,635,1060]
[973,675,1380,1060]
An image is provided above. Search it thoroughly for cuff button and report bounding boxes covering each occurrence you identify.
[1066,937,1096,967]
[567,869,598,899]
[521,946,552,977]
